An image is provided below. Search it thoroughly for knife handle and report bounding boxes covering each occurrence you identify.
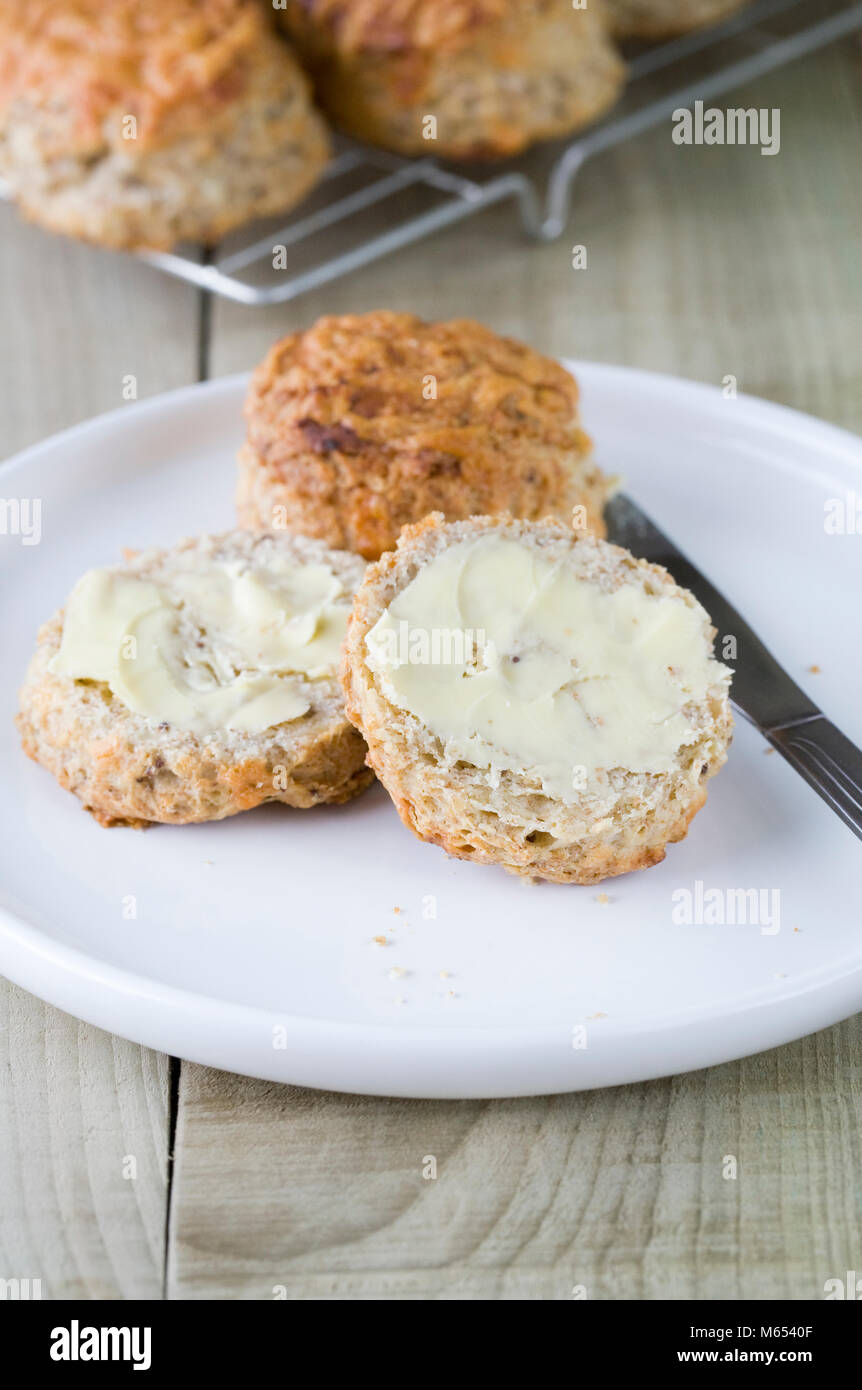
[768,716,862,843]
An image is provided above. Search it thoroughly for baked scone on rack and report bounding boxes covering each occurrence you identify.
[277,0,625,159]
[0,0,331,250]
[17,532,372,827]
[604,0,749,40]
[342,514,733,884]
[238,311,609,562]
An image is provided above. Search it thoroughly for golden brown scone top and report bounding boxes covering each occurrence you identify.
[243,311,595,559]
[0,0,277,154]
[284,0,548,54]
[246,309,585,469]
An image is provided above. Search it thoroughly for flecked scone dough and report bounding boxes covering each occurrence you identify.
[238,312,608,562]
[18,532,372,827]
[342,514,733,885]
[604,0,749,39]
[278,0,625,158]
[0,0,330,250]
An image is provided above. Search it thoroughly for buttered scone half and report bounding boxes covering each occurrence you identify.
[343,515,733,884]
[18,532,371,827]
[278,0,624,159]
[0,0,331,251]
[239,311,608,561]
[604,0,748,40]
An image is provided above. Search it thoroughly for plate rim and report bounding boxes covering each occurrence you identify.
[4,361,862,481]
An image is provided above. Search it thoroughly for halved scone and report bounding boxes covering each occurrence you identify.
[342,513,733,884]
[18,531,371,826]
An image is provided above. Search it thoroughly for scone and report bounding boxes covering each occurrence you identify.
[238,311,608,562]
[0,0,331,251]
[17,531,372,827]
[604,0,749,40]
[278,0,625,159]
[342,514,733,884]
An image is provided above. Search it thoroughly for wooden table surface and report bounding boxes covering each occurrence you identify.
[1,35,861,1301]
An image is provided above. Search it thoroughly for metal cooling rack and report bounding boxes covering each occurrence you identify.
[16,0,862,305]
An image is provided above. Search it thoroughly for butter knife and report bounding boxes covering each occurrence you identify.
[604,492,862,842]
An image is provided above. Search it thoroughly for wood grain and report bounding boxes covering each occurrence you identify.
[0,983,170,1299]
[0,205,201,456]
[0,200,200,1297]
[168,1018,862,1300]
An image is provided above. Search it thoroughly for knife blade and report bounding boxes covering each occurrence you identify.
[603,492,862,842]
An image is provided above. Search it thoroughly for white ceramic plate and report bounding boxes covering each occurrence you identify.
[1,366,861,1098]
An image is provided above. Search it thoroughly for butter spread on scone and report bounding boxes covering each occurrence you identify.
[342,513,734,885]
[18,531,371,826]
[364,535,731,803]
[52,554,352,736]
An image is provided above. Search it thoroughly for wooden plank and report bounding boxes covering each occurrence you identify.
[0,983,170,1299]
[165,37,862,1300]
[0,206,201,455]
[0,201,200,1297]
[168,1018,862,1300]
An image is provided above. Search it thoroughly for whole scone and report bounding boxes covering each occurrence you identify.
[342,514,733,884]
[278,0,625,158]
[0,0,331,250]
[18,531,372,827]
[604,0,749,40]
[238,311,608,561]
